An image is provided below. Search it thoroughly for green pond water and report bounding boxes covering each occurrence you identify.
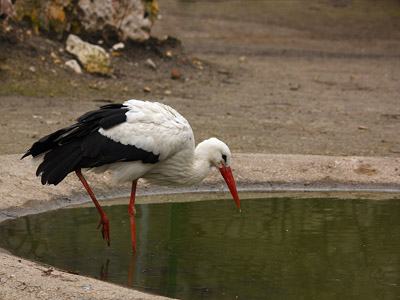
[0,197,399,299]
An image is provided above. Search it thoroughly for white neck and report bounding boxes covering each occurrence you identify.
[181,137,230,185]
[188,147,213,184]
[143,141,213,186]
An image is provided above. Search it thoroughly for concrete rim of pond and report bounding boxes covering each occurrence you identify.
[1,153,399,300]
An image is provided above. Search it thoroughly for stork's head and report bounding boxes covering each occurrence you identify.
[197,137,231,168]
[196,138,241,212]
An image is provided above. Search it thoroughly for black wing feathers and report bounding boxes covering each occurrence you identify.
[36,143,83,185]
[21,124,78,159]
[23,103,159,185]
[78,104,127,129]
[78,132,159,167]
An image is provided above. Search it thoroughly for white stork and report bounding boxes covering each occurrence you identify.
[23,99,241,252]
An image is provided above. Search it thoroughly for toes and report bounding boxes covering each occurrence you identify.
[97,218,110,246]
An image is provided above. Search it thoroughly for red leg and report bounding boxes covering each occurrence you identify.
[75,169,110,246]
[129,180,138,252]
[128,253,136,287]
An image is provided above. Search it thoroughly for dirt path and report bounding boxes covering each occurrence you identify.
[150,0,400,157]
[1,1,400,157]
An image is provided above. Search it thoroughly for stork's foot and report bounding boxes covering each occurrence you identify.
[97,216,110,246]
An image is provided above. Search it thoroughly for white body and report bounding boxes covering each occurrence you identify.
[92,99,232,186]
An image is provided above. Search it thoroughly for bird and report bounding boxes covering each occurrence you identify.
[22,99,241,252]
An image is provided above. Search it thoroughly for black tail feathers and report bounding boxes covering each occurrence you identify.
[22,103,129,185]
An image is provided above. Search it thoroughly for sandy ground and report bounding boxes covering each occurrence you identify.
[1,0,400,299]
[1,153,400,300]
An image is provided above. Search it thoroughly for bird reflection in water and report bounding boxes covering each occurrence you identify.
[99,258,110,281]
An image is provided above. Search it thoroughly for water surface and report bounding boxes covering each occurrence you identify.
[0,197,399,299]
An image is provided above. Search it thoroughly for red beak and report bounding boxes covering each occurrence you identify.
[219,165,241,212]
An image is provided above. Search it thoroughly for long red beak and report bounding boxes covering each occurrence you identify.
[219,165,241,212]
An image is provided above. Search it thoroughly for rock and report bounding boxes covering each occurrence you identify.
[171,70,181,80]
[145,58,156,70]
[65,59,82,74]
[289,84,301,91]
[65,34,113,76]
[0,0,16,21]
[14,1,157,42]
[77,0,158,42]
[143,87,151,93]
[14,0,67,37]
[112,42,125,51]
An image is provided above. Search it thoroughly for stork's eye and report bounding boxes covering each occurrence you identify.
[222,154,227,164]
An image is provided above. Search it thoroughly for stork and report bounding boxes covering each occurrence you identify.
[23,99,241,252]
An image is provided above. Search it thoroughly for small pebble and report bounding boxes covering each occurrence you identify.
[171,70,181,80]
[112,42,125,51]
[145,58,156,70]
